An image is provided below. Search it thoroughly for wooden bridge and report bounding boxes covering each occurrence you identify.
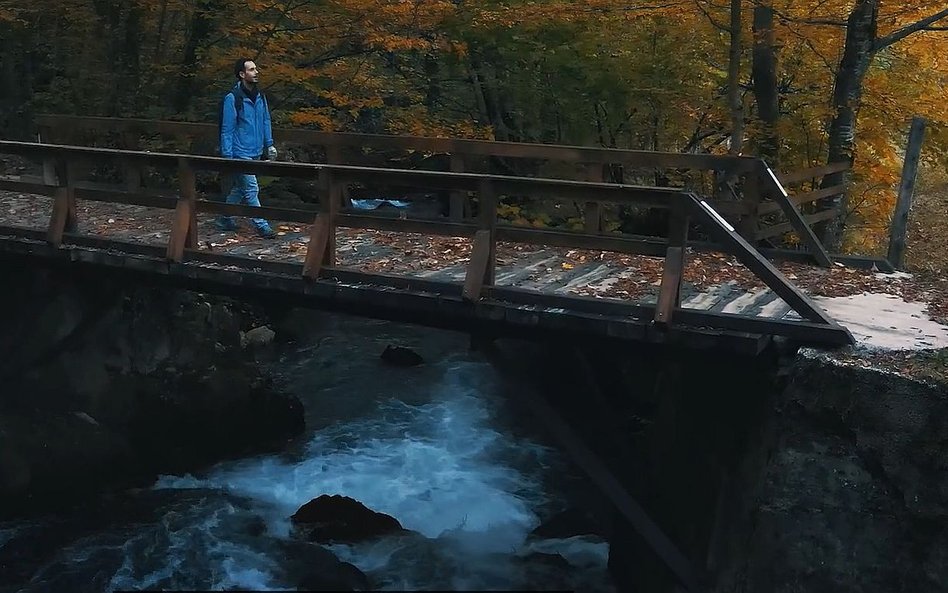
[0,115,863,353]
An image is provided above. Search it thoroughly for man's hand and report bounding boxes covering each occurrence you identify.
[267,145,278,160]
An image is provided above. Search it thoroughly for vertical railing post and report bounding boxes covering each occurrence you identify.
[38,126,59,186]
[303,166,338,278]
[47,155,78,247]
[654,198,689,324]
[121,131,143,193]
[449,153,467,221]
[584,162,603,233]
[167,158,197,262]
[737,165,761,241]
[463,178,497,301]
[887,116,927,269]
[325,144,349,210]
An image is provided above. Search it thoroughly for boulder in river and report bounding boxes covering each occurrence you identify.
[380,345,424,367]
[290,494,406,543]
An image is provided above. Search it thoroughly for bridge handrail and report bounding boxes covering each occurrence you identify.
[34,114,758,172]
[34,113,765,232]
[0,140,852,343]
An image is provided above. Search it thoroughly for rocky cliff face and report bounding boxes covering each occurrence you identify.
[719,349,948,592]
[0,263,304,518]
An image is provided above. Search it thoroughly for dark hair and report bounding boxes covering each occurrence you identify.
[234,58,253,79]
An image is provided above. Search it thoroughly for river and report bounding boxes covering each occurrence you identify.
[0,312,615,592]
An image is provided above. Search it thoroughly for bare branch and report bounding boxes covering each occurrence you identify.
[875,7,948,50]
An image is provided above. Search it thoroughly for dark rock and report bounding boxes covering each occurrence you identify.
[715,349,948,593]
[0,266,304,518]
[291,495,406,543]
[380,345,424,367]
[529,508,604,540]
[274,539,371,592]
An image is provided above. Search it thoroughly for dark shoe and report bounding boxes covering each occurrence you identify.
[217,218,238,231]
[257,225,277,239]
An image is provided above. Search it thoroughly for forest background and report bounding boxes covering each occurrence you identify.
[1,0,947,266]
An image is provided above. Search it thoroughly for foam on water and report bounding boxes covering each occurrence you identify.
[6,346,612,592]
[158,362,549,545]
[151,360,605,589]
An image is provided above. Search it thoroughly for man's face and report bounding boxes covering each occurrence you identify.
[240,61,259,84]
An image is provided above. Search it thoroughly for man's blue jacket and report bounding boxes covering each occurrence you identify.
[220,83,274,160]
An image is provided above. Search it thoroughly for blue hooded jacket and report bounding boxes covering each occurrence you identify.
[220,83,274,160]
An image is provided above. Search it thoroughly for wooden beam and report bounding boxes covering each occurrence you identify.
[335,214,478,237]
[496,226,668,256]
[737,168,761,240]
[887,116,927,269]
[320,168,339,267]
[302,215,331,279]
[121,132,144,192]
[166,159,197,261]
[584,163,604,233]
[777,161,850,186]
[757,184,846,215]
[463,229,492,301]
[758,162,833,267]
[685,194,849,339]
[485,348,704,592]
[179,159,198,249]
[47,187,73,247]
[477,178,498,286]
[33,114,758,172]
[0,229,853,346]
[756,209,837,240]
[654,203,689,324]
[449,153,467,222]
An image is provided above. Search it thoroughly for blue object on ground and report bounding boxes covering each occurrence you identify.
[350,199,410,210]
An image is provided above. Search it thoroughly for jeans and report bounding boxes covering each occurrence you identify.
[220,173,270,231]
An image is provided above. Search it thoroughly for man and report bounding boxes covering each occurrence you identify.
[218,57,278,238]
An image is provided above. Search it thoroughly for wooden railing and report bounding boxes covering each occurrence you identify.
[0,140,853,346]
[28,113,868,272]
[756,162,850,242]
[33,114,760,230]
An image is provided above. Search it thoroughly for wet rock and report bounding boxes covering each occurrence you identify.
[240,325,276,349]
[380,345,424,367]
[274,538,371,591]
[291,495,406,543]
[0,266,304,518]
[529,508,604,540]
[716,349,948,593]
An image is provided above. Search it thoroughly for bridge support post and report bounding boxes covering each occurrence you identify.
[737,167,761,240]
[167,158,197,262]
[121,132,144,193]
[303,167,338,279]
[37,126,59,186]
[655,201,689,324]
[584,162,604,234]
[449,153,468,221]
[477,179,497,286]
[46,157,77,247]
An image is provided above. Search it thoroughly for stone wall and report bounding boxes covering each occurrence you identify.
[0,260,304,518]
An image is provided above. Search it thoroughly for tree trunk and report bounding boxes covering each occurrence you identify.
[174,0,220,114]
[727,0,744,155]
[751,4,779,165]
[819,0,878,250]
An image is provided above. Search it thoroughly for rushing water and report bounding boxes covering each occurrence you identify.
[0,313,615,592]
